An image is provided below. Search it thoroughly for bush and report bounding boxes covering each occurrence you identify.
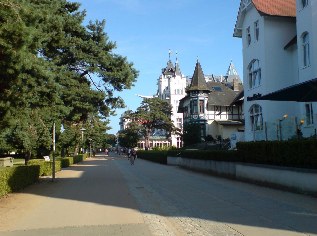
[137,150,167,164]
[59,157,74,168]
[0,165,40,197]
[28,159,61,176]
[237,139,317,169]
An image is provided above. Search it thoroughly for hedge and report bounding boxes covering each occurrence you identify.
[137,150,167,164]
[28,159,62,176]
[237,139,317,169]
[0,153,88,197]
[0,165,40,197]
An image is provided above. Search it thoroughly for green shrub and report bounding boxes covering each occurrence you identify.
[0,165,40,197]
[28,159,61,176]
[59,157,74,168]
[237,139,317,169]
[137,150,167,164]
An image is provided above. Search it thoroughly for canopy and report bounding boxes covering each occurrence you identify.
[247,78,317,102]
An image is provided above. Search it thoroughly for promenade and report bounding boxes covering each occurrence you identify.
[0,152,316,236]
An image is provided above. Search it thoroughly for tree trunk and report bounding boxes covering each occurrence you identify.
[144,128,150,150]
[24,151,31,165]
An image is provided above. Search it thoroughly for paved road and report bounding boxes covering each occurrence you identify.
[0,153,316,236]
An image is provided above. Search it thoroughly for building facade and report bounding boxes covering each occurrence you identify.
[234,0,317,141]
[156,53,188,148]
[178,60,244,142]
[119,54,244,149]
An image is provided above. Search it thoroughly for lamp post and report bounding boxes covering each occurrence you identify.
[297,119,304,139]
[80,128,86,153]
[52,122,56,182]
[278,114,288,141]
[88,138,92,158]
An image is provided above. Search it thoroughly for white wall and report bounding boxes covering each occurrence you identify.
[241,5,300,141]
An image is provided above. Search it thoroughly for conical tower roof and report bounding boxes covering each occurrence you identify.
[226,61,238,76]
[188,60,210,92]
[175,57,182,76]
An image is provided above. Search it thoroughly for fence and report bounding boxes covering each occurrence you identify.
[254,116,316,141]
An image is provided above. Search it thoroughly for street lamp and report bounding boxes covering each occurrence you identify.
[88,138,92,158]
[80,128,86,153]
[278,114,288,141]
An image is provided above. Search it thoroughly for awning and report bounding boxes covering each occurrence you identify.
[247,78,317,102]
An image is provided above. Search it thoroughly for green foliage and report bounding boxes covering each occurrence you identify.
[59,157,74,168]
[104,134,117,147]
[237,139,317,169]
[0,153,87,197]
[117,124,140,148]
[179,150,238,161]
[182,123,201,146]
[0,165,40,197]
[0,0,138,157]
[125,98,176,148]
[28,158,61,176]
[137,150,167,164]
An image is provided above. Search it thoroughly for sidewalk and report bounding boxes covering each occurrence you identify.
[0,154,151,236]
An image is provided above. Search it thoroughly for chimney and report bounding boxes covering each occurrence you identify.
[233,78,240,91]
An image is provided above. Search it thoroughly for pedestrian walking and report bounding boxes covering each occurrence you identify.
[130,148,137,165]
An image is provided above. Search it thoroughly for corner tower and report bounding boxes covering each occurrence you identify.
[156,51,187,148]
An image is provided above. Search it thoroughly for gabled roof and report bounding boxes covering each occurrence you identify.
[207,82,240,107]
[234,0,296,37]
[187,61,210,92]
[253,0,296,17]
[162,60,175,76]
[175,60,182,76]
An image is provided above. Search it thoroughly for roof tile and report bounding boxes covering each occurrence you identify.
[252,0,296,17]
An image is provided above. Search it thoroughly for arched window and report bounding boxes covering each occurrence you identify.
[302,32,310,67]
[249,104,263,131]
[248,59,261,89]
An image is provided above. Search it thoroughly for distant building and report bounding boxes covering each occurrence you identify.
[178,60,244,142]
[119,52,244,149]
[234,0,317,141]
[156,52,188,148]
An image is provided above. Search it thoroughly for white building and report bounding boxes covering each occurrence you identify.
[156,53,188,148]
[234,0,317,141]
[178,60,244,142]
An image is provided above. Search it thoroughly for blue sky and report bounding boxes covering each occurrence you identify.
[71,0,243,134]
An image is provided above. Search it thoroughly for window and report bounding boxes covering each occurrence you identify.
[248,59,261,89]
[254,21,259,41]
[301,0,308,8]
[190,100,198,114]
[212,86,222,92]
[246,27,251,45]
[249,104,263,131]
[302,32,310,67]
[199,100,204,114]
[305,103,314,125]
[176,118,182,129]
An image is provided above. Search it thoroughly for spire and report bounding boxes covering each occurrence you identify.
[162,49,175,76]
[188,60,210,92]
[174,51,182,76]
[226,60,238,76]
